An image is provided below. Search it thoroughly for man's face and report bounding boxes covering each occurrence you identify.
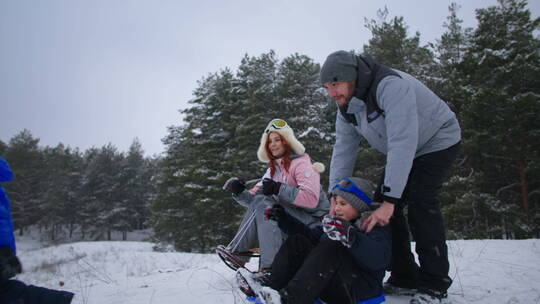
[323,81,355,108]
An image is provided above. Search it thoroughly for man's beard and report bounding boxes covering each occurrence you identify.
[337,98,350,112]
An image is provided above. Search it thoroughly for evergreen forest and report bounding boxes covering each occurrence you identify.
[1,0,538,252]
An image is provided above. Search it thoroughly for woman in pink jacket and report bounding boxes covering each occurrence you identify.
[218,119,329,272]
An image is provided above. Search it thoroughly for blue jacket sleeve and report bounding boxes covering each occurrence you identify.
[0,157,13,182]
[347,225,391,272]
[0,157,16,254]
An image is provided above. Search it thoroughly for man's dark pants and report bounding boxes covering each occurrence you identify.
[385,142,459,293]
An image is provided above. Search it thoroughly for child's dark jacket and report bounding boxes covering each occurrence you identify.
[277,211,391,297]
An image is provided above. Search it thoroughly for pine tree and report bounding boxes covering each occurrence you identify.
[432,2,472,115]
[115,139,142,239]
[3,130,44,235]
[276,54,335,187]
[460,0,540,237]
[118,138,156,239]
[362,7,436,83]
[151,51,336,251]
[80,144,125,240]
[0,140,7,155]
[40,144,83,241]
[152,68,245,252]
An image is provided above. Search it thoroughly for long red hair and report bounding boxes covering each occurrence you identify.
[265,132,292,178]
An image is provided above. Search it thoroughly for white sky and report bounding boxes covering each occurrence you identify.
[1,0,538,156]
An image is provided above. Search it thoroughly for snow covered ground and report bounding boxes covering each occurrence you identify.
[14,236,540,304]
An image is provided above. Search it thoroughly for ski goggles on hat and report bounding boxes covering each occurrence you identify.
[332,177,372,205]
[265,119,288,133]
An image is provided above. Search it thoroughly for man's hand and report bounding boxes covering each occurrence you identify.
[360,201,395,233]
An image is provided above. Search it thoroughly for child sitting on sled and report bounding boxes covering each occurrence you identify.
[248,177,391,304]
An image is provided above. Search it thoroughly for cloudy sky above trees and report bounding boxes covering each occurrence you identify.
[1,0,538,155]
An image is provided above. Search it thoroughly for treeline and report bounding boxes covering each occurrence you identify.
[0,132,159,241]
[1,0,538,251]
[152,0,539,252]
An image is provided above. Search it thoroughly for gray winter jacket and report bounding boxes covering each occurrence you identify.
[329,70,461,200]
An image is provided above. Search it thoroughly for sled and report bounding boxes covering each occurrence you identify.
[216,245,261,273]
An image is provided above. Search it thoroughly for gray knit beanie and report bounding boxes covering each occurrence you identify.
[330,177,374,214]
[320,50,358,84]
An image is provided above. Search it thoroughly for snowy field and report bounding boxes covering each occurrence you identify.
[15,236,540,304]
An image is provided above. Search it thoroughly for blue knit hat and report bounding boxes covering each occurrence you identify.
[331,177,374,213]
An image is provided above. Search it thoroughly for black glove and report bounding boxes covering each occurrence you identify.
[322,215,357,248]
[0,246,22,280]
[262,178,282,195]
[223,177,246,195]
[265,204,286,222]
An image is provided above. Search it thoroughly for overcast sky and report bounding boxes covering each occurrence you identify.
[1,0,538,156]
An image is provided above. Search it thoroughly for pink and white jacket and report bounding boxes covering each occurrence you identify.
[237,153,328,216]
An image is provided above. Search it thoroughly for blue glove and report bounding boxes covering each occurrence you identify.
[322,215,356,248]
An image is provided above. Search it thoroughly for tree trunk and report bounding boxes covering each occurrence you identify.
[517,159,529,214]
[69,222,74,239]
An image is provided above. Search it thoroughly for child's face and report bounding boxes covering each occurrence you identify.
[330,195,359,221]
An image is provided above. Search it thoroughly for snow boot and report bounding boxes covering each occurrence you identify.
[410,288,448,304]
[383,275,417,296]
[384,282,417,296]
[258,286,283,304]
[236,268,263,298]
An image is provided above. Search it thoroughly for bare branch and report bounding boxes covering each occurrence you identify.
[529,190,540,198]
[467,167,474,178]
[496,183,520,196]
[481,153,514,161]
[457,155,468,167]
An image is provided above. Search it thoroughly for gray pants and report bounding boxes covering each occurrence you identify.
[227,194,319,269]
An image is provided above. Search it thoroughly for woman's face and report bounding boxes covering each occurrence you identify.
[268,132,286,159]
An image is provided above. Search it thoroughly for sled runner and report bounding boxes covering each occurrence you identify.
[216,245,260,273]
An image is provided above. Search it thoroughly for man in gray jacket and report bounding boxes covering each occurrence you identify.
[320,50,461,304]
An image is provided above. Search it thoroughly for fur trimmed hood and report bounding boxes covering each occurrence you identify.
[256,119,325,173]
[257,119,305,163]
